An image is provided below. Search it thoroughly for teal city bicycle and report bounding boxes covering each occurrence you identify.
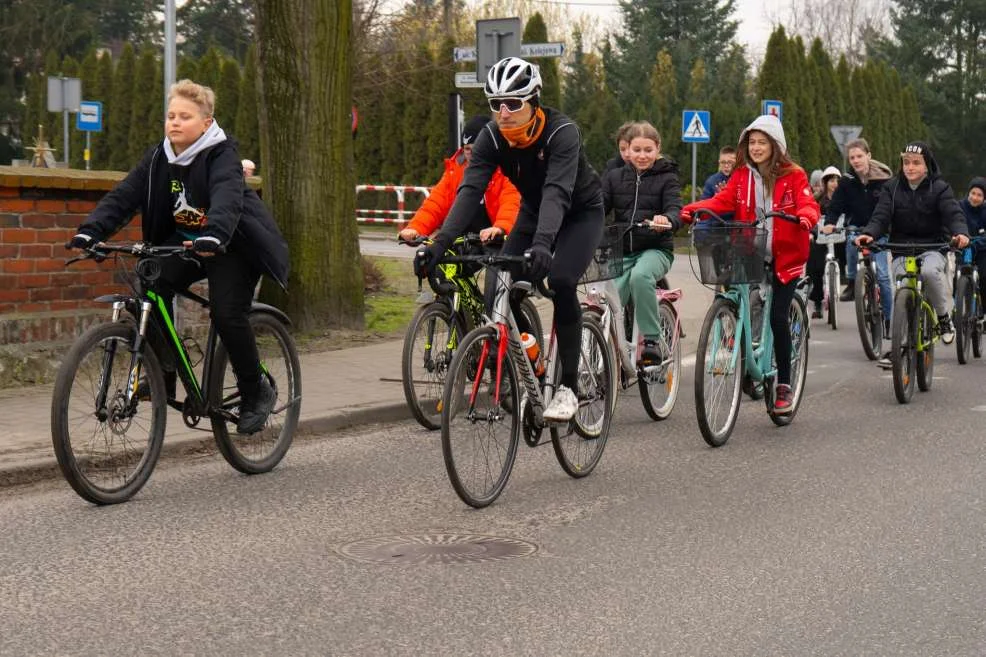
[691,209,810,447]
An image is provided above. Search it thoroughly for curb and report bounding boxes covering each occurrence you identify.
[0,401,414,491]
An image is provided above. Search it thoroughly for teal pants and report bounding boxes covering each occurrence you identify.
[614,249,674,339]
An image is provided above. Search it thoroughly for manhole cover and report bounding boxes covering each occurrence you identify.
[337,533,538,565]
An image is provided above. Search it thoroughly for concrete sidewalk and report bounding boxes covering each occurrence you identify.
[0,256,716,487]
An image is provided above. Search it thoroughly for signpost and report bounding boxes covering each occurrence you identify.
[47,76,81,165]
[829,124,864,172]
[454,42,565,62]
[475,17,521,84]
[762,99,783,122]
[682,110,711,202]
[76,101,103,171]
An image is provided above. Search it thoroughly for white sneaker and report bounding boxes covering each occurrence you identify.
[543,385,578,422]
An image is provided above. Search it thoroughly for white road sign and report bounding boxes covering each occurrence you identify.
[452,42,565,62]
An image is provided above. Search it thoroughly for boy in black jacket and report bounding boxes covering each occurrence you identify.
[69,80,290,434]
[856,141,968,356]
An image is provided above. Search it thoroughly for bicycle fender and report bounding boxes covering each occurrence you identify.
[249,302,292,326]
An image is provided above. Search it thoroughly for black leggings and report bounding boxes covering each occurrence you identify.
[503,205,604,390]
[154,235,263,393]
[805,241,826,305]
[769,273,799,386]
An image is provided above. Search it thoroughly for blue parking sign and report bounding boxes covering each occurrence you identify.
[76,101,103,132]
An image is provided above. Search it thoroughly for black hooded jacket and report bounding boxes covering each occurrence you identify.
[80,139,289,288]
[960,177,986,234]
[602,159,682,254]
[862,144,968,248]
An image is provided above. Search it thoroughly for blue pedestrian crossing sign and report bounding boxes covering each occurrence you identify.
[76,101,103,132]
[762,99,783,122]
[681,110,711,143]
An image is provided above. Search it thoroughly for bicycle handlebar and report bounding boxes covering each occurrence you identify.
[436,252,554,298]
[861,241,953,253]
[65,241,202,266]
[689,208,800,225]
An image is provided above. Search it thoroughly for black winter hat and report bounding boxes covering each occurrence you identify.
[462,116,490,146]
[900,141,940,177]
[969,177,986,196]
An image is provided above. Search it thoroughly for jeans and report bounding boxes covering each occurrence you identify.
[892,251,951,317]
[847,235,893,319]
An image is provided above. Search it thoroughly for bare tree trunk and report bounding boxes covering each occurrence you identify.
[255,0,363,331]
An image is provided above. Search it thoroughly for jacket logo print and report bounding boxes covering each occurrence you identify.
[780,188,795,207]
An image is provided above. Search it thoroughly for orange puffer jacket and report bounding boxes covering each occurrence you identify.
[405,150,520,236]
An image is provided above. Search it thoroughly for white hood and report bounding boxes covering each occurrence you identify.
[740,114,787,155]
[164,120,227,166]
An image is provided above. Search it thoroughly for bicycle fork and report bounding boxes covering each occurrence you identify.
[95,299,153,420]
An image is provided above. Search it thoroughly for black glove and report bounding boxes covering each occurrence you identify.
[413,241,445,279]
[66,233,94,250]
[524,243,552,281]
[191,236,222,254]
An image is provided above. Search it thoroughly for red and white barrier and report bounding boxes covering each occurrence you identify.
[356,184,431,225]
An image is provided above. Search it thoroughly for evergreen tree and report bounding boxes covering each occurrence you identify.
[809,38,842,166]
[834,56,854,122]
[402,43,433,184]
[177,56,198,82]
[790,38,820,166]
[108,43,135,171]
[21,71,45,155]
[426,37,456,180]
[53,55,81,166]
[92,51,115,169]
[354,50,384,184]
[561,30,594,118]
[235,45,260,164]
[216,58,241,132]
[378,52,406,184]
[43,51,61,163]
[522,13,560,110]
[74,50,99,168]
[128,47,159,164]
[707,44,751,160]
[648,49,678,166]
[196,46,222,91]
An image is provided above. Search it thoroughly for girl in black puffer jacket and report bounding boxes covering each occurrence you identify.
[601,121,682,365]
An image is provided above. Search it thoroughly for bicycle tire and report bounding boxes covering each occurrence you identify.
[550,313,613,477]
[695,297,743,447]
[440,325,520,507]
[916,302,935,392]
[401,302,464,430]
[955,276,972,365]
[210,312,301,474]
[51,322,167,505]
[827,263,838,330]
[518,297,545,353]
[767,291,810,426]
[855,269,881,360]
[639,301,681,421]
[974,290,983,358]
[891,290,916,404]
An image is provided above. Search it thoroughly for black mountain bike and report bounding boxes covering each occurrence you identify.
[50,242,302,504]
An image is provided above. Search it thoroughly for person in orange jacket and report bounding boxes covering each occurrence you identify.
[681,114,820,414]
[399,115,520,244]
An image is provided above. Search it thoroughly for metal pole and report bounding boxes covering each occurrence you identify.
[691,143,697,203]
[63,108,69,165]
[164,0,177,117]
[85,132,91,171]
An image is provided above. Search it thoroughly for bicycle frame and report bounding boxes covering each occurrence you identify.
[710,280,777,384]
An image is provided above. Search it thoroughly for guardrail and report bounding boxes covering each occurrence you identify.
[355,184,431,225]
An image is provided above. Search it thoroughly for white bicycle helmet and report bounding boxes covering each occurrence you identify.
[484,57,542,99]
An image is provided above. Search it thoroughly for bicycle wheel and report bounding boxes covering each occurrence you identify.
[826,263,838,330]
[518,297,545,350]
[973,291,983,358]
[854,268,882,360]
[916,302,936,392]
[955,276,972,364]
[695,297,743,447]
[441,325,520,508]
[551,314,612,477]
[639,300,681,421]
[401,302,464,430]
[891,290,917,404]
[767,292,810,426]
[210,312,302,474]
[51,322,167,505]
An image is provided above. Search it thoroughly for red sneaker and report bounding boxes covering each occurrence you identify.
[773,384,793,414]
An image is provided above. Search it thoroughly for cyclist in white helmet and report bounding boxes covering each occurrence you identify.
[416,56,605,421]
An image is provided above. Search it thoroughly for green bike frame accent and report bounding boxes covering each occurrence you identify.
[897,255,937,354]
[146,290,202,399]
[708,283,777,383]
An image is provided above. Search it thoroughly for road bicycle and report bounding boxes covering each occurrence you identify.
[691,209,810,447]
[952,234,986,364]
[50,242,302,504]
[866,241,951,404]
[581,222,682,420]
[814,218,845,330]
[434,251,614,508]
[399,234,543,429]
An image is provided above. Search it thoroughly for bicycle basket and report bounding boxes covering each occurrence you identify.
[691,222,768,285]
[580,224,624,284]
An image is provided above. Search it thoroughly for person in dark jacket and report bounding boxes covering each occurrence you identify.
[68,79,290,435]
[601,121,681,365]
[856,141,969,355]
[601,121,633,176]
[822,138,893,307]
[416,56,604,422]
[959,177,986,304]
[700,146,735,200]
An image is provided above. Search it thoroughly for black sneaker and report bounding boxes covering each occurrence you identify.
[938,314,955,345]
[839,285,855,302]
[237,378,277,435]
[639,339,662,367]
[883,318,891,340]
[811,303,822,319]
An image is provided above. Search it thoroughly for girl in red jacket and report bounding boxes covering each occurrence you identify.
[682,114,820,413]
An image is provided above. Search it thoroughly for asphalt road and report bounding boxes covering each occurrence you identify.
[3,319,986,655]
